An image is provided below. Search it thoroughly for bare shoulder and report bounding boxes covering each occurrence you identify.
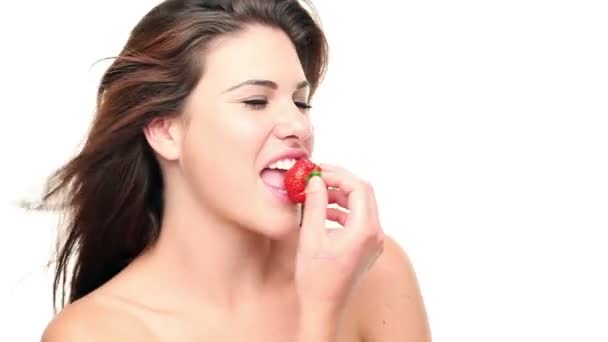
[41,294,153,342]
[353,235,432,342]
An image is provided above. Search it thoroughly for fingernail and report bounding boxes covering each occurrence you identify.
[306,175,323,191]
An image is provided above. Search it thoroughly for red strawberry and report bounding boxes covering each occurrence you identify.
[284,158,322,203]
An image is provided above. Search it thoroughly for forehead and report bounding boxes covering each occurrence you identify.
[201,24,307,89]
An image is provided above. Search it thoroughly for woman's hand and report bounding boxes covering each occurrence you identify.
[295,164,385,322]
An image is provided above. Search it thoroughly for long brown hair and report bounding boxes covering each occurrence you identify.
[30,0,328,312]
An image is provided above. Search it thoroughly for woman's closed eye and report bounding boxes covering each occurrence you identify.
[294,101,312,110]
[242,98,312,111]
[243,98,268,110]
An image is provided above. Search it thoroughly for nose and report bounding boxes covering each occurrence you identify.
[272,105,313,143]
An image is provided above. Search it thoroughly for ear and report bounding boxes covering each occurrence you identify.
[143,116,183,161]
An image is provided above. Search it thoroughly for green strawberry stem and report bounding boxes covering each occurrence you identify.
[306,168,322,182]
[299,168,321,227]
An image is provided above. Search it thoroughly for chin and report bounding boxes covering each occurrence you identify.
[253,214,300,240]
[244,191,300,239]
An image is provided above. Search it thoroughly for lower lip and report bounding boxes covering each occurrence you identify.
[263,184,292,204]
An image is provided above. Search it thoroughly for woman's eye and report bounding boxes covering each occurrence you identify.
[242,99,312,111]
[243,99,268,110]
[295,101,312,110]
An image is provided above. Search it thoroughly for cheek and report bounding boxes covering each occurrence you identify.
[179,113,269,197]
[209,113,270,164]
[186,111,258,156]
[307,132,315,153]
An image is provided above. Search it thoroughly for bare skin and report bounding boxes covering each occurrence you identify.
[42,24,431,341]
[42,235,430,341]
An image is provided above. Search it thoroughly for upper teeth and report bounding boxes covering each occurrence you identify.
[267,158,296,170]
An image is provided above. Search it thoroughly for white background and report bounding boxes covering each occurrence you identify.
[1,0,607,341]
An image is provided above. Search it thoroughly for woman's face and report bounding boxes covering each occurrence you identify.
[177,24,314,238]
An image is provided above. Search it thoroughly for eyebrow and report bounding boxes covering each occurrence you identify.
[223,79,310,93]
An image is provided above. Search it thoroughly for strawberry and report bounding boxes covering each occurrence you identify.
[284,158,322,203]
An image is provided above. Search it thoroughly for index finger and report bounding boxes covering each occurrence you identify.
[320,170,367,229]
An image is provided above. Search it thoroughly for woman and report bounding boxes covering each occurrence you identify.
[40,0,431,340]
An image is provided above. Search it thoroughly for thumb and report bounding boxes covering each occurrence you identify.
[299,175,328,246]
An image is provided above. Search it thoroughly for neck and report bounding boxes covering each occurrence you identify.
[131,176,299,312]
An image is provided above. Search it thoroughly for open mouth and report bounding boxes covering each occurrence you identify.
[260,158,298,200]
[260,158,297,191]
